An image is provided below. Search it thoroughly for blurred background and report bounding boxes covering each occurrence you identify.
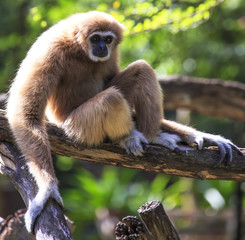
[0,0,245,239]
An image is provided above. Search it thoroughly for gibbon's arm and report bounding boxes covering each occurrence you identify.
[7,56,63,232]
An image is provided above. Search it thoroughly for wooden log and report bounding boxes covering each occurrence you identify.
[115,201,180,240]
[138,201,180,240]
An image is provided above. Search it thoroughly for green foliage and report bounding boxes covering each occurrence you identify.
[58,165,191,238]
[58,162,239,238]
[117,0,218,35]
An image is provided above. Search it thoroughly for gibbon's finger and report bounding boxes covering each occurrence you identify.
[140,136,148,145]
[131,140,145,156]
[122,138,144,156]
[127,143,144,156]
[120,129,147,156]
[214,142,227,166]
[223,143,233,166]
[174,147,181,154]
[230,143,243,156]
[141,142,148,151]
[201,133,242,164]
[194,136,204,150]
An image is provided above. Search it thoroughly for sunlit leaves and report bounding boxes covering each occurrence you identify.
[31,7,42,22]
[29,6,48,29]
[26,0,223,36]
[96,3,108,12]
[113,0,223,35]
[113,1,121,9]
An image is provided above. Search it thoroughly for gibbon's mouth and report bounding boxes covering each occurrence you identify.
[92,49,108,58]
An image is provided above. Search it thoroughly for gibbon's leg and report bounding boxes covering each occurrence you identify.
[108,60,163,140]
[108,60,242,163]
[108,60,181,153]
[160,119,242,164]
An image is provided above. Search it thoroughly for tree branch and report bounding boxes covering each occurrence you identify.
[0,141,73,240]
[0,109,244,182]
[160,75,245,121]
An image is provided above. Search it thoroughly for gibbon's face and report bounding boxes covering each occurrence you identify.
[88,31,117,62]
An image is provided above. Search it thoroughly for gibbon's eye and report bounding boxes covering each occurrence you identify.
[90,34,100,44]
[104,35,113,44]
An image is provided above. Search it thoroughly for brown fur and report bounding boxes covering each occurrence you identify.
[160,119,198,145]
[8,11,161,185]
[6,11,199,186]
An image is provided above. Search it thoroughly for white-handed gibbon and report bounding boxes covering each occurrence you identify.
[6,11,242,232]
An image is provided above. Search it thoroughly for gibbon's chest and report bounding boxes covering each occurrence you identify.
[46,61,110,123]
[60,62,107,99]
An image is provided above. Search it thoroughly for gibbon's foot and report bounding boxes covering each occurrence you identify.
[119,129,148,156]
[151,132,242,165]
[25,182,63,233]
[199,132,243,165]
[151,132,182,152]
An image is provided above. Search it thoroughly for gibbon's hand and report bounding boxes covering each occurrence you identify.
[119,129,148,156]
[25,182,63,233]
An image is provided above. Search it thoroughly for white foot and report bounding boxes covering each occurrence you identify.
[151,132,182,150]
[197,132,242,165]
[25,182,63,233]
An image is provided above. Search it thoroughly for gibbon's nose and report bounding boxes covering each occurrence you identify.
[99,41,107,51]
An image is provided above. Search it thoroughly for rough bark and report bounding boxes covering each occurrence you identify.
[0,209,35,240]
[115,201,180,240]
[115,216,151,240]
[138,201,180,240]
[0,207,74,240]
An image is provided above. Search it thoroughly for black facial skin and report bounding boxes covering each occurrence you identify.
[90,34,113,58]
